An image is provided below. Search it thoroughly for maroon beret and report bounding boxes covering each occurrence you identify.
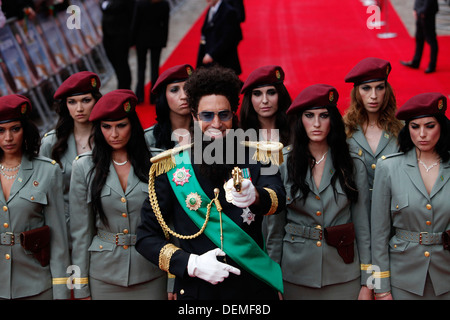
[286,84,338,115]
[54,71,101,99]
[89,89,137,122]
[344,57,391,85]
[241,65,285,94]
[151,64,194,94]
[0,94,32,123]
[396,92,447,121]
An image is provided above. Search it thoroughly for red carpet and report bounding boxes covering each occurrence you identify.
[137,0,450,128]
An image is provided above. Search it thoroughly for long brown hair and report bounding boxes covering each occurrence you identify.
[343,82,403,138]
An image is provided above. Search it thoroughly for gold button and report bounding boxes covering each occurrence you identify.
[180,289,185,295]
[122,213,127,218]
[3,206,7,212]
[123,245,129,250]
[426,221,431,226]
[316,211,322,216]
[396,205,399,209]
[394,244,397,248]
[426,204,432,210]
[381,155,386,160]
[30,196,35,201]
[287,197,291,201]
[315,195,320,200]
[316,241,322,247]
[287,146,291,151]
[424,251,430,257]
[291,236,294,241]
[371,164,376,169]
[3,223,8,228]
[121,197,126,203]
[99,245,103,249]
[5,254,10,260]
[123,229,129,234]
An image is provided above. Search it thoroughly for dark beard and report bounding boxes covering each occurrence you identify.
[193,135,237,187]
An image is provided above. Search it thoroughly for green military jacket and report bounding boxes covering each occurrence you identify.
[40,130,79,223]
[347,126,399,193]
[69,153,165,299]
[265,146,372,288]
[371,149,450,296]
[0,155,71,299]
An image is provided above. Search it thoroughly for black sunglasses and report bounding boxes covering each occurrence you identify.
[197,110,233,122]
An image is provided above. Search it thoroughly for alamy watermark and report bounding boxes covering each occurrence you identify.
[171,126,282,176]
[66,5,81,30]
[366,5,383,29]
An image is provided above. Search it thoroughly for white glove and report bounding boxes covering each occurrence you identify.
[225,178,256,208]
[187,248,241,284]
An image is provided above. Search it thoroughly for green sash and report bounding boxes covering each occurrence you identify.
[167,150,283,293]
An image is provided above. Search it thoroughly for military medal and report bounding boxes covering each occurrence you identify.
[185,192,202,211]
[172,167,191,186]
[241,208,255,225]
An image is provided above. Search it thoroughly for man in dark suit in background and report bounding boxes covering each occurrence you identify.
[101,0,135,89]
[196,0,242,75]
[131,0,170,104]
[400,0,439,73]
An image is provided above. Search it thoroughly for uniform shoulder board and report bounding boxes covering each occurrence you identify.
[282,144,292,156]
[35,155,58,165]
[241,140,284,166]
[150,143,193,176]
[42,129,56,138]
[380,152,404,160]
[74,151,93,161]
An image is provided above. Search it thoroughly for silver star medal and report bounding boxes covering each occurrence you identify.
[241,207,255,225]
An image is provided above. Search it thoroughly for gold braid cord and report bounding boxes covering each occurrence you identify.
[148,164,215,240]
[263,187,278,216]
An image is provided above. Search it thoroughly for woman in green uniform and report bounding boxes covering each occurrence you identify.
[371,92,450,300]
[265,84,372,300]
[239,65,292,146]
[40,71,102,230]
[343,57,403,195]
[144,64,194,150]
[0,95,70,299]
[69,89,166,299]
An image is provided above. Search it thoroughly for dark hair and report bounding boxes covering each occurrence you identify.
[287,106,358,203]
[153,84,193,150]
[239,82,292,146]
[184,66,241,127]
[50,91,102,166]
[0,118,40,160]
[89,111,151,226]
[398,114,450,162]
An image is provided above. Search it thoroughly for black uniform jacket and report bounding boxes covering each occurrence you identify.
[136,155,285,300]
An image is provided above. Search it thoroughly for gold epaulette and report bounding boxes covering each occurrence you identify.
[150,143,193,176]
[241,141,284,166]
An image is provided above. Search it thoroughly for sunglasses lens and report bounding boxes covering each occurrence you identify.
[218,111,232,121]
[198,111,232,122]
[198,112,214,121]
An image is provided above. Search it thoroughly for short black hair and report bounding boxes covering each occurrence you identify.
[184,65,242,115]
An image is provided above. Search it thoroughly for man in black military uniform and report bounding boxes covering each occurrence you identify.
[400,0,439,73]
[136,66,285,300]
